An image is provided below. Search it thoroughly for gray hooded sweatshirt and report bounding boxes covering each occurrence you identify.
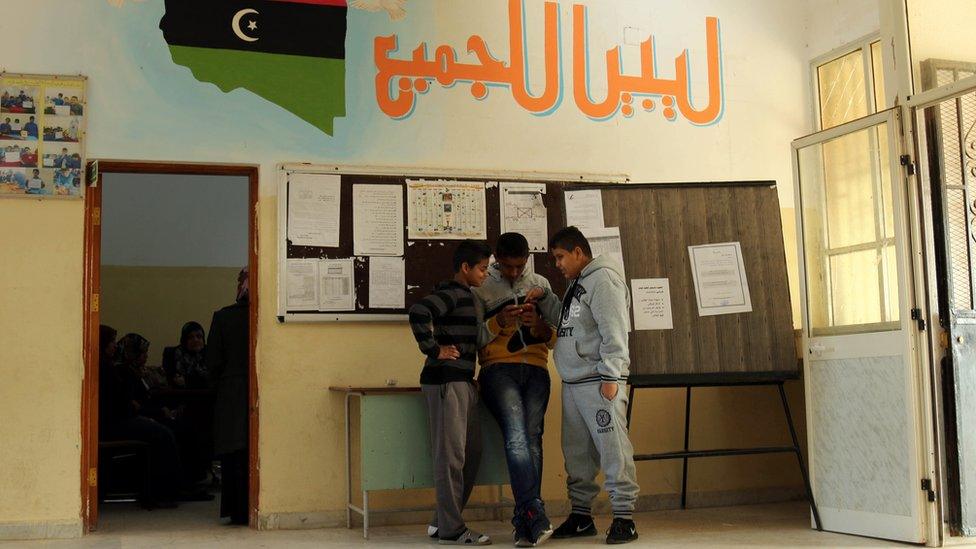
[537,255,631,384]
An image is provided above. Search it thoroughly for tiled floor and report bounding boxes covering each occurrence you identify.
[4,501,972,548]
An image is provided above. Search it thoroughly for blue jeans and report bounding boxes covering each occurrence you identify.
[479,363,551,512]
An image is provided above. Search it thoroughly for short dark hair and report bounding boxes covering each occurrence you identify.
[496,232,529,259]
[453,240,491,272]
[549,226,592,257]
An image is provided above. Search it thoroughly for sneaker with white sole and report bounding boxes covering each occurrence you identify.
[521,507,553,546]
[438,528,492,545]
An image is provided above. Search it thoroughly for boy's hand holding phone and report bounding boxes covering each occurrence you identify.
[497,304,522,328]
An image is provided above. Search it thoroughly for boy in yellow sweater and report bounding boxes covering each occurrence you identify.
[474,233,556,547]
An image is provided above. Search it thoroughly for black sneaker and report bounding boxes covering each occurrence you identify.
[552,513,597,539]
[605,518,638,545]
[520,507,553,546]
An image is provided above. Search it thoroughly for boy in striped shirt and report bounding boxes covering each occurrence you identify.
[409,240,492,546]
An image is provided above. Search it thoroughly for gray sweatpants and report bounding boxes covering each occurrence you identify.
[562,381,639,518]
[423,382,483,539]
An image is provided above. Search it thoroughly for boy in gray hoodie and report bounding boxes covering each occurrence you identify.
[535,226,639,545]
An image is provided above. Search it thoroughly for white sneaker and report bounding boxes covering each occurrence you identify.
[428,525,439,538]
[438,528,492,545]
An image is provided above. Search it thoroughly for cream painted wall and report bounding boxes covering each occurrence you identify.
[0,0,886,536]
[906,0,976,89]
[100,266,242,366]
[0,199,83,532]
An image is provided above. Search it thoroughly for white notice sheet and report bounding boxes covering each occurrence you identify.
[688,242,752,316]
[353,184,404,256]
[288,173,341,247]
[369,256,406,309]
[285,259,319,310]
[564,189,605,229]
[500,182,548,252]
[318,258,355,311]
[583,226,626,281]
[406,179,487,240]
[631,278,674,330]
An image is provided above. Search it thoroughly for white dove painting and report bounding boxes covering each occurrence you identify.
[349,0,408,21]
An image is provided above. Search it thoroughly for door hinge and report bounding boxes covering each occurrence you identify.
[88,467,97,487]
[921,478,936,502]
[900,154,916,176]
[92,207,100,226]
[911,308,926,331]
[91,293,99,313]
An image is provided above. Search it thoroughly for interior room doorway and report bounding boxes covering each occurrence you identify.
[80,162,259,533]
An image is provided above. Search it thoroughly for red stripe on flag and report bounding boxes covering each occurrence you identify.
[272,0,347,6]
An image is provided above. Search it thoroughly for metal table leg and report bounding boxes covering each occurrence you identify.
[777,382,822,531]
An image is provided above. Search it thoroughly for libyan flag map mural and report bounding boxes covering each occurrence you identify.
[159,0,348,135]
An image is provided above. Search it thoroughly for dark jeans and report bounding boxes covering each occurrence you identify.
[479,363,551,512]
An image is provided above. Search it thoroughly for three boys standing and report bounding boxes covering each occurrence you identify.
[409,228,640,546]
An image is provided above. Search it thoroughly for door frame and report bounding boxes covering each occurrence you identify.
[81,161,260,531]
[792,108,935,543]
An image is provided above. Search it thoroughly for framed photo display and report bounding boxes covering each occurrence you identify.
[0,73,87,199]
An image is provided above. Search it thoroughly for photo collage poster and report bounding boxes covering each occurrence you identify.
[0,73,87,199]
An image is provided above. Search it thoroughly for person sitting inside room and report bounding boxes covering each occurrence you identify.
[99,329,182,508]
[0,118,10,135]
[163,321,217,486]
[163,321,209,389]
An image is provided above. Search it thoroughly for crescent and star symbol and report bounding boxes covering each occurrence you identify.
[231,8,259,42]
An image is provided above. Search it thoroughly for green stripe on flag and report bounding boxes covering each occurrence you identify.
[169,45,345,135]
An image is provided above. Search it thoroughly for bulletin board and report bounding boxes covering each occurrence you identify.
[277,169,797,382]
[276,164,626,321]
[582,181,798,383]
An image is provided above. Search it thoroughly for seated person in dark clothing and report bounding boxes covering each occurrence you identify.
[162,321,209,389]
[99,329,182,508]
[162,321,215,484]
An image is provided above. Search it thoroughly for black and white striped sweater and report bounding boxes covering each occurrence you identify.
[408,280,479,384]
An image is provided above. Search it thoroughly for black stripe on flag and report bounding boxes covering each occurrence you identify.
[160,0,346,59]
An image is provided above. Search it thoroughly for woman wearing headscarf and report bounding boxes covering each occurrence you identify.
[163,321,209,389]
[102,332,183,508]
[207,266,251,524]
[163,320,215,485]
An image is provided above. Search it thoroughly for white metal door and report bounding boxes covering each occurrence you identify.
[793,108,928,542]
